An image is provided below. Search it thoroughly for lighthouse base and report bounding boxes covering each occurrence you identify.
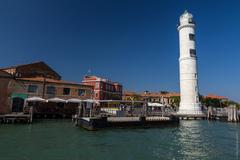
[177,103,203,115]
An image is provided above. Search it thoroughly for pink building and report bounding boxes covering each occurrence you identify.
[82,75,122,100]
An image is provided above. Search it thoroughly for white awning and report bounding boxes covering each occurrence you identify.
[47,97,66,103]
[66,98,83,103]
[25,96,46,102]
[147,102,165,107]
[99,100,145,103]
[84,99,99,104]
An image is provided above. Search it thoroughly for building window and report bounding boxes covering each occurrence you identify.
[190,49,196,57]
[63,88,70,95]
[189,34,195,41]
[28,85,38,93]
[78,89,86,96]
[47,86,56,94]
[196,96,199,103]
[86,89,91,95]
[95,82,99,89]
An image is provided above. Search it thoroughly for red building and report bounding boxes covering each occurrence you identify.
[82,75,122,100]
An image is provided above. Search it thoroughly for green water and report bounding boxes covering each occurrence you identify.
[0,120,239,160]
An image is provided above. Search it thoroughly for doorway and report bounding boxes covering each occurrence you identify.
[12,97,24,112]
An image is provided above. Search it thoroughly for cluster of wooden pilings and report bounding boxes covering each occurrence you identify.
[207,105,239,122]
[227,105,239,122]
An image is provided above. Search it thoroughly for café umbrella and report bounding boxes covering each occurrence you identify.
[66,98,83,103]
[147,102,165,107]
[84,99,99,104]
[25,96,46,102]
[47,97,66,103]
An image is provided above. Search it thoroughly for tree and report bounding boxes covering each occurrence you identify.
[201,97,221,108]
[126,95,142,101]
[170,96,180,109]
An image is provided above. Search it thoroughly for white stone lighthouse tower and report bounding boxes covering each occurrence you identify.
[177,11,202,115]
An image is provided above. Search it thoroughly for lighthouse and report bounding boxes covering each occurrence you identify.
[177,11,202,115]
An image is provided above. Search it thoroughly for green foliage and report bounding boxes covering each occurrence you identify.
[201,98,222,108]
[227,100,240,108]
[126,95,142,101]
[170,96,180,107]
[201,97,240,108]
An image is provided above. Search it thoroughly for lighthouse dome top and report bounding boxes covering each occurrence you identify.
[178,10,195,28]
[180,10,193,19]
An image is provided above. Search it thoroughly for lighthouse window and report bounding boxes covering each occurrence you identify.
[190,49,196,57]
[189,18,194,24]
[196,96,199,103]
[189,34,195,41]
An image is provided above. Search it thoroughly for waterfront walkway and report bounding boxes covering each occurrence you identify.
[0,113,31,124]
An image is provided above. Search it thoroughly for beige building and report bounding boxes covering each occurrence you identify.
[123,91,180,106]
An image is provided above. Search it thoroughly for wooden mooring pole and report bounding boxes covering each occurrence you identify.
[228,105,239,122]
[207,106,213,120]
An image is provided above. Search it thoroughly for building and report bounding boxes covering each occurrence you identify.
[0,70,13,114]
[140,91,179,106]
[177,11,202,115]
[123,91,179,106]
[0,61,93,115]
[122,91,142,101]
[82,75,122,100]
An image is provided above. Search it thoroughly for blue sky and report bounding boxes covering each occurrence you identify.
[0,0,239,102]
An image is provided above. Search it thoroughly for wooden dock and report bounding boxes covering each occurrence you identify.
[74,116,179,131]
[172,113,207,120]
[172,112,238,122]
[0,113,31,124]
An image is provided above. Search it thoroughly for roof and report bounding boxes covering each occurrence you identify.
[180,10,193,18]
[0,70,12,78]
[0,61,61,79]
[205,94,227,100]
[83,75,122,86]
[123,91,141,96]
[0,61,41,70]
[140,92,180,98]
[16,77,93,88]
